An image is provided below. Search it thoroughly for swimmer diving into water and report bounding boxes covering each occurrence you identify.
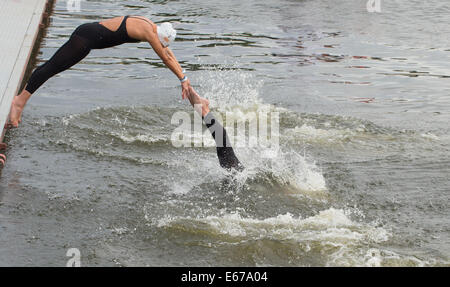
[7,16,242,170]
[9,16,201,124]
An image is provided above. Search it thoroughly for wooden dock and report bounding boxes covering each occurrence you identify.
[0,0,51,143]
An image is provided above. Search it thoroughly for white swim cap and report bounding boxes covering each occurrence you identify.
[157,22,176,47]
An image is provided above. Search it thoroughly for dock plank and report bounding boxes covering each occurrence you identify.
[0,0,48,139]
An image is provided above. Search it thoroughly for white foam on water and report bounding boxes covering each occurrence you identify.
[168,182,194,196]
[361,248,431,267]
[111,227,130,236]
[155,208,412,266]
[284,124,355,144]
[420,132,439,141]
[233,147,328,199]
[62,114,76,126]
[155,208,436,266]
[113,132,168,145]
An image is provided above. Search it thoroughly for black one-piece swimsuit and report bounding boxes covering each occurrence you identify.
[25,16,140,94]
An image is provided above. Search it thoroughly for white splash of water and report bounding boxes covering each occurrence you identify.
[155,208,415,266]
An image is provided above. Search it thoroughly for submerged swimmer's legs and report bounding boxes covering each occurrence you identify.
[9,34,91,128]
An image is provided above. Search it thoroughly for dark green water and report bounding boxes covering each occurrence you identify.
[0,0,449,266]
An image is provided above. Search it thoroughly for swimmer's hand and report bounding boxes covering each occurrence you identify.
[181,78,191,100]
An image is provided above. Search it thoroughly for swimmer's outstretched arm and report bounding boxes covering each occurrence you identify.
[144,26,191,100]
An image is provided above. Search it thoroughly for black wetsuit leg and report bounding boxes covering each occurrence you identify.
[25,34,91,94]
[25,16,140,94]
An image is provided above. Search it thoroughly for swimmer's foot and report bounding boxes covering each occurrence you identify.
[6,98,24,128]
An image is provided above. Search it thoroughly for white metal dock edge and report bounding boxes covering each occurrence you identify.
[0,0,50,141]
